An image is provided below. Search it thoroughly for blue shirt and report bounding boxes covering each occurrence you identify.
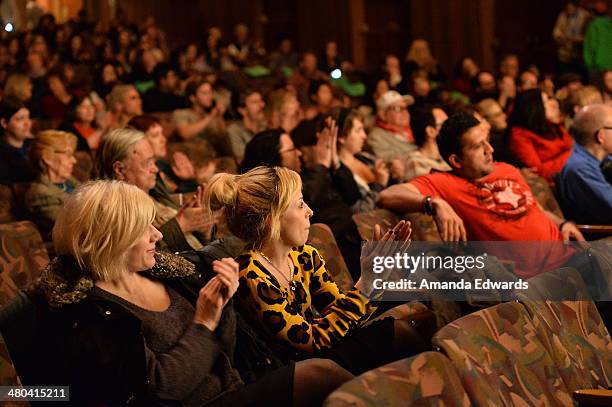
[558,144,612,224]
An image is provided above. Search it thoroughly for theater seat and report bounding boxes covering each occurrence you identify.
[433,302,573,406]
[0,185,16,224]
[352,209,400,241]
[514,267,612,392]
[0,221,50,308]
[307,223,354,291]
[0,332,26,393]
[323,351,471,407]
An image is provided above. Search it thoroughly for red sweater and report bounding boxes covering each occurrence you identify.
[509,125,573,183]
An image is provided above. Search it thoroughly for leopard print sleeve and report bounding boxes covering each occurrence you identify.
[235,247,375,353]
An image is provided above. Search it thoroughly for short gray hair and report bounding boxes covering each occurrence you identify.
[96,128,145,179]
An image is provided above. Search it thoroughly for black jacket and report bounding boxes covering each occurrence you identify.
[23,252,279,407]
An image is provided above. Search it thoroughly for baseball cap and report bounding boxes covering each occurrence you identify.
[376,90,415,112]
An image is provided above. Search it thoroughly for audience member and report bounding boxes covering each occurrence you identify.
[29,180,351,406]
[97,128,212,252]
[60,95,108,152]
[128,114,201,194]
[107,84,143,128]
[475,98,523,167]
[205,166,432,373]
[553,1,591,75]
[557,104,612,224]
[227,89,267,162]
[366,90,416,166]
[403,104,451,180]
[333,108,399,212]
[0,97,35,184]
[24,130,78,237]
[173,79,227,148]
[241,128,362,278]
[142,63,188,112]
[508,89,573,182]
[583,2,612,79]
[378,112,585,277]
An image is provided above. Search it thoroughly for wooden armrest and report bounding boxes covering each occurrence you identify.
[576,225,612,234]
[573,389,612,406]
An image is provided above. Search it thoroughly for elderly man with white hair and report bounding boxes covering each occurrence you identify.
[557,104,612,224]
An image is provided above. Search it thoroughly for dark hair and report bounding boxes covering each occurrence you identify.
[240,128,285,173]
[438,112,481,164]
[185,79,212,99]
[308,79,331,100]
[65,95,92,124]
[0,96,26,122]
[409,104,437,147]
[508,89,549,136]
[127,115,161,133]
[236,88,259,109]
[153,63,175,84]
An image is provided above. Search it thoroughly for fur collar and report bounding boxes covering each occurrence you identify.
[35,251,195,308]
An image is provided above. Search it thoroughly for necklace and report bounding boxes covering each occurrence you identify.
[259,251,297,292]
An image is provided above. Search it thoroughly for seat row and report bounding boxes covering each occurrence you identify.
[325,267,612,406]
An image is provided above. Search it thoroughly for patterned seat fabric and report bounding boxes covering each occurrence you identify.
[405,212,440,241]
[523,171,564,218]
[323,351,471,407]
[352,209,400,241]
[0,333,22,387]
[514,267,612,392]
[433,302,573,406]
[0,221,50,307]
[307,223,354,292]
[0,185,16,224]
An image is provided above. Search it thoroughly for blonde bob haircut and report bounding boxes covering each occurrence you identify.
[28,130,77,174]
[96,128,145,179]
[204,166,302,250]
[53,180,156,282]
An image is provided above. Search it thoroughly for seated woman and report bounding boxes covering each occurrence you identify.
[128,114,200,194]
[240,128,363,279]
[204,166,432,374]
[0,97,36,184]
[508,89,573,183]
[24,130,79,238]
[333,107,405,212]
[29,180,351,406]
[60,95,108,153]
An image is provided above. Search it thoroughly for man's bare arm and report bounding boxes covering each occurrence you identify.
[377,183,424,212]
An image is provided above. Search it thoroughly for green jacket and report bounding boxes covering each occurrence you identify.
[583,16,612,71]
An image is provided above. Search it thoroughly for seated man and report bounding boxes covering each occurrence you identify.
[227,89,266,162]
[366,90,417,165]
[142,63,188,113]
[557,104,612,225]
[378,112,585,277]
[97,128,213,252]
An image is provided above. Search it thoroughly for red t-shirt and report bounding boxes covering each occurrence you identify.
[410,162,573,277]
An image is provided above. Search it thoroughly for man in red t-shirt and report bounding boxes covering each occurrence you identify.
[378,112,585,277]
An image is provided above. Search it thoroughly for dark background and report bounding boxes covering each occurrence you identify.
[106,0,609,75]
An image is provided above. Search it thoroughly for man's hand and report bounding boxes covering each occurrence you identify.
[561,221,586,242]
[432,198,467,242]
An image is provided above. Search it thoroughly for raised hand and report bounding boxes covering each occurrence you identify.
[171,151,196,181]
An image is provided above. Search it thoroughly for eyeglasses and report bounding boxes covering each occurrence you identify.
[387,106,408,113]
[594,126,612,137]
